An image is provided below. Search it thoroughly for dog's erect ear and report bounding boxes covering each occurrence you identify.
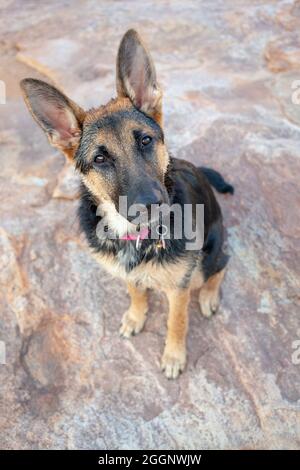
[116,29,163,125]
[20,78,85,161]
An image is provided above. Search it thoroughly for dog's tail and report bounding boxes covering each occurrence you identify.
[199,167,234,195]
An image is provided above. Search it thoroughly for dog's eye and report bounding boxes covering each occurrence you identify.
[141,135,152,147]
[94,155,105,164]
[93,146,110,166]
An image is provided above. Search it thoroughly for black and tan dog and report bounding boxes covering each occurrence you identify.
[20,30,233,379]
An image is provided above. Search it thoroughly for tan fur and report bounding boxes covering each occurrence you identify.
[93,251,203,291]
[199,268,226,318]
[84,97,133,124]
[120,282,148,338]
[156,141,169,176]
[82,169,115,205]
[161,288,190,379]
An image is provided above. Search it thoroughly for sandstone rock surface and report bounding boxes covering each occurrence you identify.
[0,0,299,450]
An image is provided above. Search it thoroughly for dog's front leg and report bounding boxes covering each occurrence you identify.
[119,281,148,338]
[161,288,190,379]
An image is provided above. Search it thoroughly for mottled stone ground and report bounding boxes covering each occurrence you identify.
[0,0,299,450]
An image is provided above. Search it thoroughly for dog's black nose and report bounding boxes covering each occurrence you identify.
[136,188,163,209]
[127,188,164,223]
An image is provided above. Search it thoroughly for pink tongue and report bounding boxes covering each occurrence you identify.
[120,227,149,241]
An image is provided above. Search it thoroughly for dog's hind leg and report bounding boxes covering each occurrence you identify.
[161,288,190,379]
[199,267,226,318]
[120,281,148,338]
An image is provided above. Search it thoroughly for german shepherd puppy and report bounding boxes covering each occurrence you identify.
[20,30,233,379]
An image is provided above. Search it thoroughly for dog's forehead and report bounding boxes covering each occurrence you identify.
[84,97,133,125]
[83,97,162,137]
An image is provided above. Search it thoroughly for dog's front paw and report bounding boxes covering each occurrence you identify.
[119,310,146,338]
[199,287,220,318]
[161,346,186,379]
